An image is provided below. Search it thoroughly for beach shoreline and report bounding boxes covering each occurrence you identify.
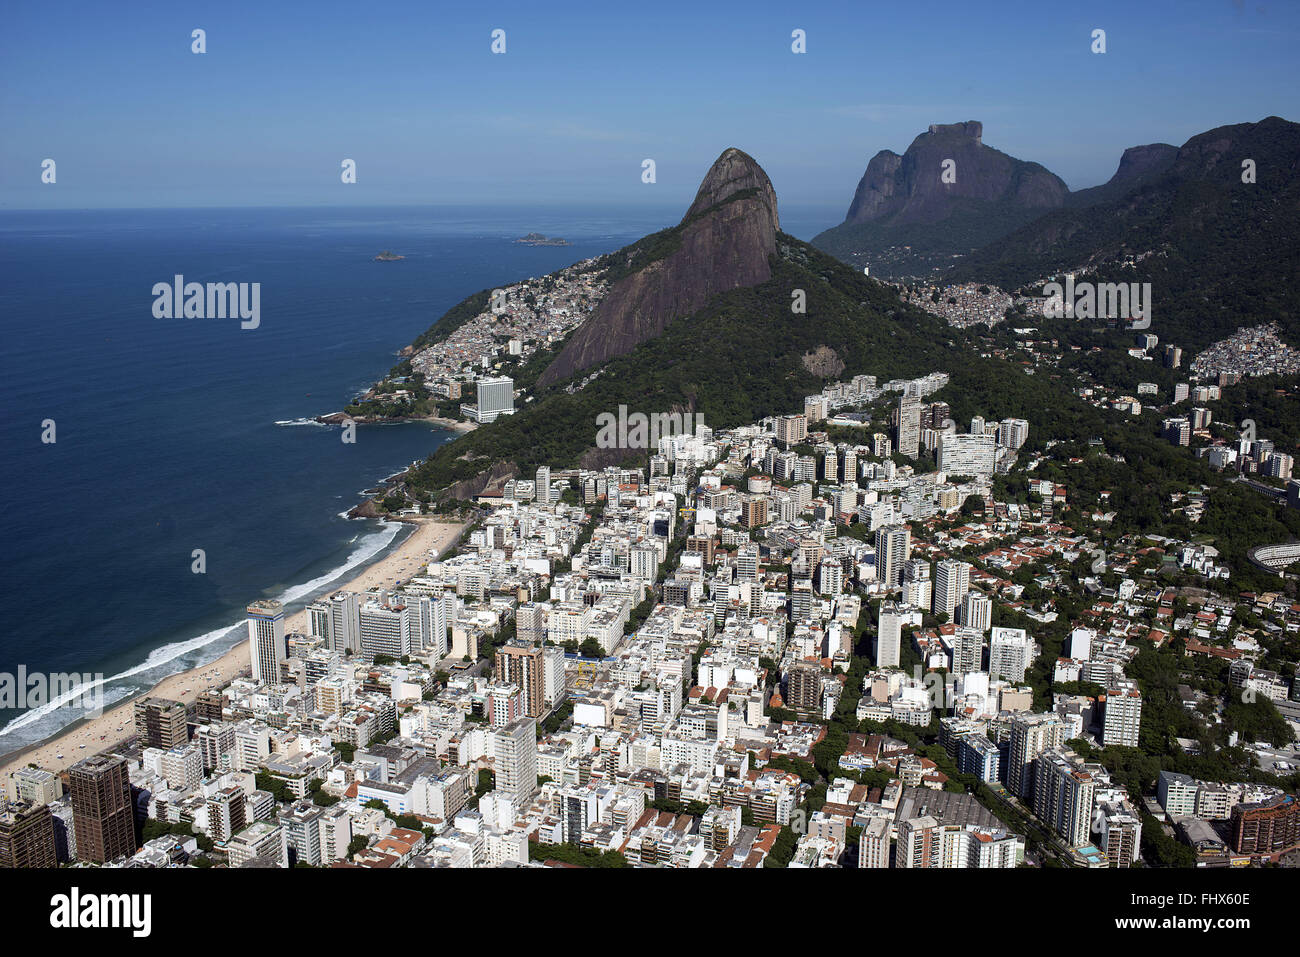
[0,514,471,785]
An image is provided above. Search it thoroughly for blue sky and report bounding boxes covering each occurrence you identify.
[2,0,1297,211]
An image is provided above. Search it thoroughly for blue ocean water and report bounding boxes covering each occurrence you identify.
[0,202,838,756]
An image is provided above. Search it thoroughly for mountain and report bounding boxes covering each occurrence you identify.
[398,152,1124,499]
[811,121,1069,278]
[943,116,1300,350]
[535,148,780,388]
[1064,143,1178,208]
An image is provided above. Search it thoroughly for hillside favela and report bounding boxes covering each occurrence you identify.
[2,1,1298,939]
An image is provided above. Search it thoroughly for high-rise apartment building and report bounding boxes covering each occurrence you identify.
[471,376,515,424]
[328,591,360,655]
[196,721,236,773]
[1032,748,1101,848]
[542,645,567,709]
[0,800,57,868]
[859,817,891,868]
[247,599,286,684]
[1095,795,1142,867]
[1008,713,1065,800]
[1231,793,1300,855]
[496,640,545,718]
[280,800,325,867]
[817,556,844,596]
[1157,770,1199,818]
[160,744,204,790]
[736,545,760,582]
[950,627,984,678]
[740,496,769,529]
[9,767,63,806]
[989,627,1033,683]
[790,581,814,624]
[1100,681,1143,748]
[997,418,1030,449]
[785,661,824,712]
[494,718,538,810]
[517,602,549,645]
[775,414,807,447]
[875,524,911,589]
[804,395,828,423]
[937,433,997,477]
[358,600,414,659]
[69,754,135,864]
[877,602,921,669]
[957,734,1001,784]
[933,560,971,620]
[488,682,523,728]
[896,392,921,458]
[207,786,247,843]
[416,592,449,658]
[134,696,189,749]
[900,559,931,610]
[631,544,661,582]
[896,815,1021,868]
[958,591,992,633]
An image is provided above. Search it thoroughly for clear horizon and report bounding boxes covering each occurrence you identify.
[3,0,1298,210]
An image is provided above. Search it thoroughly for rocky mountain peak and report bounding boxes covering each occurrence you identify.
[926,120,983,144]
[683,147,780,229]
[536,148,780,388]
[842,120,1067,228]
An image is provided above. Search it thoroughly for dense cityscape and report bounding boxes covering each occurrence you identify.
[6,4,1298,944]
[8,317,1299,871]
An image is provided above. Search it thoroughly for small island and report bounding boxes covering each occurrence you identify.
[373,250,405,261]
[515,232,570,246]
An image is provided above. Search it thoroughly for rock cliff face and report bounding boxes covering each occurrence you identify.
[941,117,1300,351]
[842,121,1068,227]
[1114,142,1180,181]
[812,121,1073,276]
[1066,143,1178,207]
[536,148,779,388]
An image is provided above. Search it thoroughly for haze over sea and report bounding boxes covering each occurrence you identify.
[0,202,834,757]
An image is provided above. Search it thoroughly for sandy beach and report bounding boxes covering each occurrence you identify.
[1,515,470,787]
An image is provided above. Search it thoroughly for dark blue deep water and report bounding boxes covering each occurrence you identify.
[0,203,836,755]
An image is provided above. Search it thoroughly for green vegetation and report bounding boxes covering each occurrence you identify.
[528,842,630,867]
[946,118,1300,351]
[254,770,294,804]
[541,699,574,736]
[140,818,214,853]
[401,235,1121,497]
[307,778,339,807]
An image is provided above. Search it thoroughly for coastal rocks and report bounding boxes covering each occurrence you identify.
[536,147,780,388]
[348,498,384,519]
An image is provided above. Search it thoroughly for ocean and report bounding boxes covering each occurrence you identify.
[0,202,838,757]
